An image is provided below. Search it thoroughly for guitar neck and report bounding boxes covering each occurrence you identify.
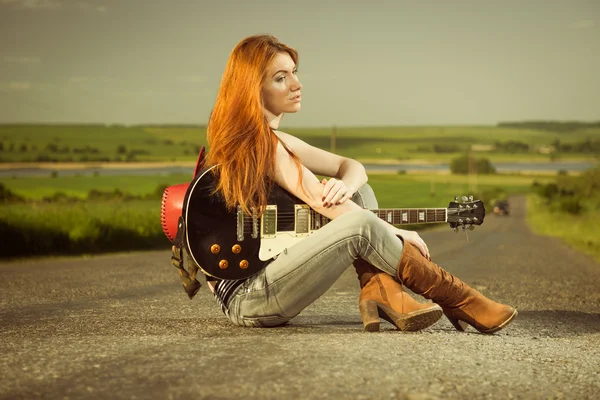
[311,207,448,228]
[371,208,448,225]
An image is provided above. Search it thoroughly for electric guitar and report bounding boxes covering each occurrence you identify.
[183,165,485,281]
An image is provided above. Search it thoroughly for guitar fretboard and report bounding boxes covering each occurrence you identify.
[310,208,447,230]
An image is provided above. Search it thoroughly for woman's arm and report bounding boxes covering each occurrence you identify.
[274,130,367,205]
[272,141,431,259]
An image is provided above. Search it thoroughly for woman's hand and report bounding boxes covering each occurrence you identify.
[399,230,431,260]
[321,178,353,208]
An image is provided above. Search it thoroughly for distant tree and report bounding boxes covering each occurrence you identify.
[45,143,59,153]
[450,155,496,175]
[117,145,127,154]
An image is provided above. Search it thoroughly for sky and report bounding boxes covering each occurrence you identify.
[0,0,598,127]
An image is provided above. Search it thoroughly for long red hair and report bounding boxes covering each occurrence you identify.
[207,34,302,216]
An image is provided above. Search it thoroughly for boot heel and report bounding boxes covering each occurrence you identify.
[446,314,469,331]
[359,300,380,332]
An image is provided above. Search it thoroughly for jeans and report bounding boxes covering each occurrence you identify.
[226,184,405,327]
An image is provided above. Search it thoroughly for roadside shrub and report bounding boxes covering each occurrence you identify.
[0,183,25,203]
[532,167,600,215]
[0,200,169,259]
[433,144,462,153]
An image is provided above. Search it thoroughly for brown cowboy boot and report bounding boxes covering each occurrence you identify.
[396,241,518,334]
[355,258,443,332]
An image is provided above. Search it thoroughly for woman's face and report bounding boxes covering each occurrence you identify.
[262,52,302,118]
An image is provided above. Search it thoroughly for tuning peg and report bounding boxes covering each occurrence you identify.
[469,195,474,201]
[462,196,469,203]
[454,196,458,202]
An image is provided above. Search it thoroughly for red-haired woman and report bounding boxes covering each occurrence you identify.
[204,34,517,333]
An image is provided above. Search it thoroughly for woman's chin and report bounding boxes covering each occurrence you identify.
[286,104,301,113]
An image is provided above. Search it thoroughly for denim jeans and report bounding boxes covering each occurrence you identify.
[226,184,404,327]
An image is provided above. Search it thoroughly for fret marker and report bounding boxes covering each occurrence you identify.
[419,211,425,221]
[402,212,408,222]
[387,212,392,223]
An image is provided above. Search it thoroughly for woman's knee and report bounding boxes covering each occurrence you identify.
[352,183,378,209]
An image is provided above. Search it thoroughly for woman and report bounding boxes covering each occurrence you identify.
[204,34,517,333]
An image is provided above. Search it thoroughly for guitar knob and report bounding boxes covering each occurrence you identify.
[219,259,229,269]
[210,244,221,254]
[232,244,242,254]
[239,260,249,269]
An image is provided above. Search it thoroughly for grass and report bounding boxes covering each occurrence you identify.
[367,173,549,209]
[0,172,546,204]
[0,199,169,258]
[526,195,600,262]
[0,173,192,200]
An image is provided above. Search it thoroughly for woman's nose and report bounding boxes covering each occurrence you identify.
[292,75,302,91]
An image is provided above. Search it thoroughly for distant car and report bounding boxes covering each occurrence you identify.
[493,200,510,216]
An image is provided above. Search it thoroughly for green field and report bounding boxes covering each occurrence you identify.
[1,121,597,259]
[0,174,192,200]
[1,123,598,163]
[0,172,548,207]
[527,195,600,262]
[0,172,548,259]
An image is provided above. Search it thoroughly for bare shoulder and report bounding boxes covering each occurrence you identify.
[273,130,305,149]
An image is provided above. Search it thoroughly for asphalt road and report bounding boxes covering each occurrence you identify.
[1,196,599,400]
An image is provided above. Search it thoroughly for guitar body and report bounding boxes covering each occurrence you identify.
[183,165,485,281]
[184,165,305,280]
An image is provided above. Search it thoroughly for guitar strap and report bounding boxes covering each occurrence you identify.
[165,145,207,300]
[171,215,202,299]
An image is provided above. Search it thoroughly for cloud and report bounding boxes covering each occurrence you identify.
[571,20,596,30]
[76,1,107,13]
[69,76,92,84]
[0,0,63,9]
[0,0,107,12]
[7,82,32,90]
[3,55,41,64]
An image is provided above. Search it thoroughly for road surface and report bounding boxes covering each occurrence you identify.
[1,196,599,399]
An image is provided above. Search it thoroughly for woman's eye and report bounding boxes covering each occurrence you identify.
[293,70,298,75]
[276,76,285,82]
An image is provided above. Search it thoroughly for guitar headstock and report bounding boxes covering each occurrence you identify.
[447,195,486,231]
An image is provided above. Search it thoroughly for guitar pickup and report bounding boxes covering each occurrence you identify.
[261,206,277,238]
[295,204,310,235]
[237,205,244,241]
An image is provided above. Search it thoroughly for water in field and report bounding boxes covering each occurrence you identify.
[0,161,596,178]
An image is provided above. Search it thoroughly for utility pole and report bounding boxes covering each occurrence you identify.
[468,148,477,193]
[330,125,337,153]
